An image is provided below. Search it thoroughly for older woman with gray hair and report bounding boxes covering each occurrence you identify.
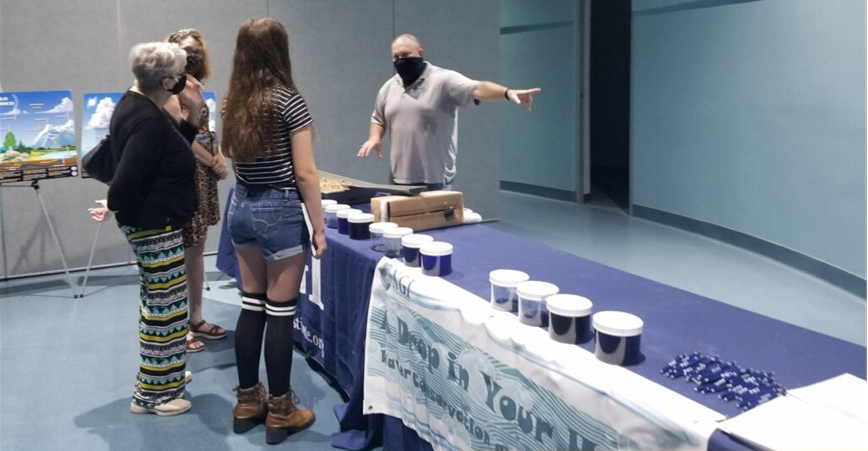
[107,41,203,416]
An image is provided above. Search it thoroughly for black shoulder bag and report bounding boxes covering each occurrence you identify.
[82,134,116,184]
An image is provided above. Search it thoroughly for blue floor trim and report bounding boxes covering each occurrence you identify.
[500,20,574,35]
[634,0,763,17]
[632,204,866,298]
[500,180,576,203]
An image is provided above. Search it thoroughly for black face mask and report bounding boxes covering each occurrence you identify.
[185,50,204,80]
[394,57,426,87]
[165,74,187,95]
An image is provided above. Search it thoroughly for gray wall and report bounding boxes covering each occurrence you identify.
[632,0,866,278]
[0,0,500,278]
[499,0,579,195]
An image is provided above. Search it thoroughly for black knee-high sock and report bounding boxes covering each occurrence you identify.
[264,297,297,397]
[235,292,267,389]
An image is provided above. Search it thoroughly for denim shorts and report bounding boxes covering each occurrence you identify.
[227,184,310,261]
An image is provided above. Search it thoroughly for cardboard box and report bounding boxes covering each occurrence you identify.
[370,191,464,231]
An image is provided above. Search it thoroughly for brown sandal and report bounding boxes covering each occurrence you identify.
[190,320,227,340]
[186,333,205,353]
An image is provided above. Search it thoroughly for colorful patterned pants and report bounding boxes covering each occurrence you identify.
[120,224,188,408]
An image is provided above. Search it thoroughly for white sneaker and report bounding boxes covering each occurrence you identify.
[130,398,192,416]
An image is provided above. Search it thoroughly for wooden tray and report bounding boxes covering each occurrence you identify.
[319,170,425,204]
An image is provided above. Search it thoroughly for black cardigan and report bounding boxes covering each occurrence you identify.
[107,90,198,229]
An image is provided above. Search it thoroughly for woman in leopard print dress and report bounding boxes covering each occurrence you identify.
[166,29,229,352]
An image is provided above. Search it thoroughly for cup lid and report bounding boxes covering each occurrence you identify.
[546,294,593,317]
[369,222,398,233]
[489,269,530,287]
[321,199,338,207]
[384,227,414,239]
[592,311,643,336]
[337,208,362,219]
[348,212,375,223]
[516,281,559,301]
[324,204,351,213]
[420,241,453,256]
[402,234,434,248]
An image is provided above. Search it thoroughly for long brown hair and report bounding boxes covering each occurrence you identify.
[166,28,211,81]
[222,18,298,162]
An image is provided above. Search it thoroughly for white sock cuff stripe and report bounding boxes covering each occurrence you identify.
[242,296,266,306]
[265,304,297,316]
[266,310,296,317]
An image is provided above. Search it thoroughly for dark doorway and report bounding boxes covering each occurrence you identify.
[588,0,631,212]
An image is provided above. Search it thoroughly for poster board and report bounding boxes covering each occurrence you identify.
[0,90,78,184]
[79,91,218,179]
[202,91,218,133]
[80,92,123,178]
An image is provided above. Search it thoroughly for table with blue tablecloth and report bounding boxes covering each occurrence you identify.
[216,194,866,450]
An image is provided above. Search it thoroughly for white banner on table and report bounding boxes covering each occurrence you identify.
[300,202,323,309]
[363,258,723,451]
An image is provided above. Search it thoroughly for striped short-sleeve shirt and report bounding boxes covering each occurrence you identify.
[233,86,313,189]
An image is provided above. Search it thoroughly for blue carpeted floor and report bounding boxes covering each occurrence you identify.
[0,266,346,451]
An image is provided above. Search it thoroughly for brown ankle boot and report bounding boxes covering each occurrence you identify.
[264,390,315,445]
[233,382,267,434]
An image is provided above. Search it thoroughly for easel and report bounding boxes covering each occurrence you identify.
[1,179,77,297]
[77,220,103,298]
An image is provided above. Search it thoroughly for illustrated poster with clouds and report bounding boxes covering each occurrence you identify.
[202,91,218,139]
[80,91,218,179]
[0,90,78,184]
[80,92,123,178]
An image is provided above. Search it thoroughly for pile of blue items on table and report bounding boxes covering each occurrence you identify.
[663,351,786,411]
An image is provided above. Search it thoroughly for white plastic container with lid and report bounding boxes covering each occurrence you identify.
[401,234,434,267]
[348,213,375,240]
[336,208,361,219]
[321,199,338,207]
[420,241,453,276]
[324,204,350,229]
[383,227,414,258]
[336,208,362,235]
[489,269,530,313]
[369,222,398,252]
[592,311,644,366]
[516,281,559,327]
[547,294,593,345]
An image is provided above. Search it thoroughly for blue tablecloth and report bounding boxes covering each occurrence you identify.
[217,196,866,451]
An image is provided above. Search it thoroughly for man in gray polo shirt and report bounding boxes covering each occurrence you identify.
[358,34,540,189]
